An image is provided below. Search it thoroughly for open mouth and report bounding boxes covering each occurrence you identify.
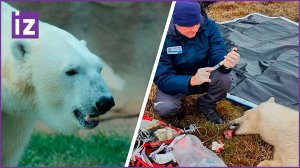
[73,110,100,129]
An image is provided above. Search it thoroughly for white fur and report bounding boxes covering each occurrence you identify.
[1,2,117,166]
[230,97,299,167]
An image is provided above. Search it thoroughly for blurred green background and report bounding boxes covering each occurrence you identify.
[19,132,130,166]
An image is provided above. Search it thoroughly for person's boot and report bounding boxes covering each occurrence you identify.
[174,108,186,119]
[195,71,232,124]
[198,108,224,124]
[197,95,224,124]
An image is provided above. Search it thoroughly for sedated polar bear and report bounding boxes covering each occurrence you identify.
[229,97,299,167]
[1,2,120,166]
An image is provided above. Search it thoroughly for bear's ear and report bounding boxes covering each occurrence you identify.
[267,97,275,102]
[80,40,87,46]
[11,40,32,61]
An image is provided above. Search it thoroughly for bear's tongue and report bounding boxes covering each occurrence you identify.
[224,129,234,139]
[84,115,99,123]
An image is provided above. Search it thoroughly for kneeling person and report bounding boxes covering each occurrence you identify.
[154,1,240,124]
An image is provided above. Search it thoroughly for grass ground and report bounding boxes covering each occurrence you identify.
[19,132,130,166]
[145,85,273,167]
[141,1,298,167]
[206,1,299,22]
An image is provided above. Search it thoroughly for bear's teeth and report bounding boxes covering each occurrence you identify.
[90,116,100,121]
[84,115,91,122]
[84,115,100,122]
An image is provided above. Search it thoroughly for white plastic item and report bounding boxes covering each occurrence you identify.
[172,135,227,167]
[151,152,176,164]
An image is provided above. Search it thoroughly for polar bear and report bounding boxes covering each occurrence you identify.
[229,97,299,167]
[1,2,120,166]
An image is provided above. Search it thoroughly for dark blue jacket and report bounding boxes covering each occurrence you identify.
[154,12,230,95]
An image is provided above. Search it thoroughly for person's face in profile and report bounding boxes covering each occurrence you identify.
[175,23,200,38]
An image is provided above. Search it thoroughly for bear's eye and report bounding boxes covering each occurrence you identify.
[66,69,78,76]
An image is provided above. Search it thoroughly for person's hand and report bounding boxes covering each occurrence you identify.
[223,47,240,68]
[190,67,214,86]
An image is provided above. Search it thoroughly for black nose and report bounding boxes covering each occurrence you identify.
[229,122,240,130]
[96,97,115,115]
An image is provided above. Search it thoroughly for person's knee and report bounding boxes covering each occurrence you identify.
[153,102,181,118]
[213,72,232,91]
[221,73,232,91]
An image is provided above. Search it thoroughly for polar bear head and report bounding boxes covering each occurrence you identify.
[8,26,115,133]
[229,97,275,135]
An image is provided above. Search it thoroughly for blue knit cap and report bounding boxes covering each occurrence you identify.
[173,1,201,27]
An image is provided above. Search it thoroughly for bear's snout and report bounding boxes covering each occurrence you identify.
[96,96,115,114]
[229,121,240,130]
